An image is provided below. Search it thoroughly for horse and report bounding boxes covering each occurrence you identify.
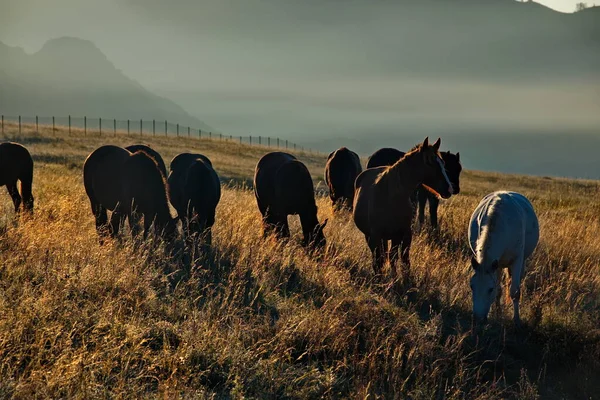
[168,153,221,246]
[254,152,327,249]
[125,144,168,178]
[353,138,453,276]
[367,147,462,229]
[468,191,539,326]
[325,147,362,211]
[83,145,177,242]
[0,142,34,213]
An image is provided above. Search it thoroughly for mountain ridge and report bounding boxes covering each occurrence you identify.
[0,37,214,132]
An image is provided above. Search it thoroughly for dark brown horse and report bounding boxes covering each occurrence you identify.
[168,153,221,245]
[325,147,362,211]
[83,145,177,242]
[353,138,453,275]
[125,144,168,178]
[0,142,34,213]
[367,148,462,229]
[254,152,327,249]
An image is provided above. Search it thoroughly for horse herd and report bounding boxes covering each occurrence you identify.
[0,138,539,326]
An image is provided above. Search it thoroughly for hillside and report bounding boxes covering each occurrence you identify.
[0,37,214,131]
[0,123,599,398]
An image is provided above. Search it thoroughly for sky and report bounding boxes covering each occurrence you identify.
[1,0,599,158]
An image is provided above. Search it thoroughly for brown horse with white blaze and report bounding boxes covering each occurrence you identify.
[83,145,177,242]
[0,142,34,213]
[353,138,453,276]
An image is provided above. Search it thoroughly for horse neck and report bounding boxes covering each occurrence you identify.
[299,207,319,240]
[382,151,425,196]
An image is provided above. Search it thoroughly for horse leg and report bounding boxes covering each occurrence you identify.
[19,178,34,213]
[417,189,427,226]
[429,197,440,230]
[509,259,524,327]
[390,237,401,278]
[6,182,22,213]
[90,200,109,242]
[367,236,386,275]
[109,207,126,239]
[400,229,413,275]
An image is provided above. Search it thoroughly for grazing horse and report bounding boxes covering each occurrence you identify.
[168,153,221,245]
[353,138,453,276]
[469,191,539,326]
[83,145,177,242]
[254,152,327,249]
[325,147,362,211]
[0,142,34,213]
[367,147,462,229]
[125,144,168,178]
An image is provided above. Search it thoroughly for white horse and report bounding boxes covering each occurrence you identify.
[468,191,539,326]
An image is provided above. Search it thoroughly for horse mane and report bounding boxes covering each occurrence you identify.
[374,143,423,187]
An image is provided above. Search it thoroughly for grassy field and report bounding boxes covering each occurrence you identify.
[1,123,599,399]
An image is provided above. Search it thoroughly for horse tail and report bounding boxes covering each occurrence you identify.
[20,153,34,212]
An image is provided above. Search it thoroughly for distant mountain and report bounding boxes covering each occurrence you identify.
[0,37,214,131]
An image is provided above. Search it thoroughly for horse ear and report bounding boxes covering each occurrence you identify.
[432,137,441,151]
[422,137,430,148]
[320,219,328,230]
[471,256,478,270]
[491,260,499,271]
[456,152,460,162]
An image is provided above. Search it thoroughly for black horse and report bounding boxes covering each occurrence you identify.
[0,142,34,213]
[168,153,221,245]
[254,152,327,249]
[367,147,462,228]
[325,147,362,211]
[125,144,168,178]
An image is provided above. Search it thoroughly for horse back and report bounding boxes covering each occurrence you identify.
[83,145,131,210]
[0,142,34,185]
[366,148,405,169]
[125,144,167,178]
[469,191,539,265]
[325,147,362,200]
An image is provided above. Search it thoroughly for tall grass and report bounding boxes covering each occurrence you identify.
[0,124,599,398]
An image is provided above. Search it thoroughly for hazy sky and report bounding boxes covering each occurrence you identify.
[1,0,598,144]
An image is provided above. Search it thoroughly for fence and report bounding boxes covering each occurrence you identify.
[0,114,312,153]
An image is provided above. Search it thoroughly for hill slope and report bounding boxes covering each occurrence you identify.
[0,124,598,398]
[0,37,214,131]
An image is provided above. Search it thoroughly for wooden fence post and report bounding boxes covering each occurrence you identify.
[188,126,190,137]
[114,119,116,136]
[69,115,71,135]
[220,133,222,141]
[153,120,155,136]
[177,124,179,137]
[165,120,167,136]
[250,136,252,145]
[52,116,55,133]
[140,119,142,136]
[19,115,21,135]
[36,115,38,133]
[239,136,242,144]
[268,137,270,147]
[277,138,279,148]
[99,117,102,136]
[259,136,261,145]
[1,115,3,134]
[209,132,212,139]
[286,140,288,149]
[199,129,202,139]
[127,119,130,135]
[84,116,87,136]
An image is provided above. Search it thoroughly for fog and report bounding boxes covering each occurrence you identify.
[1,0,599,178]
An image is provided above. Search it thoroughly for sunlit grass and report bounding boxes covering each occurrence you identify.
[0,123,599,398]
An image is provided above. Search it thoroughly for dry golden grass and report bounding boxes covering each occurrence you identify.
[0,123,599,399]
